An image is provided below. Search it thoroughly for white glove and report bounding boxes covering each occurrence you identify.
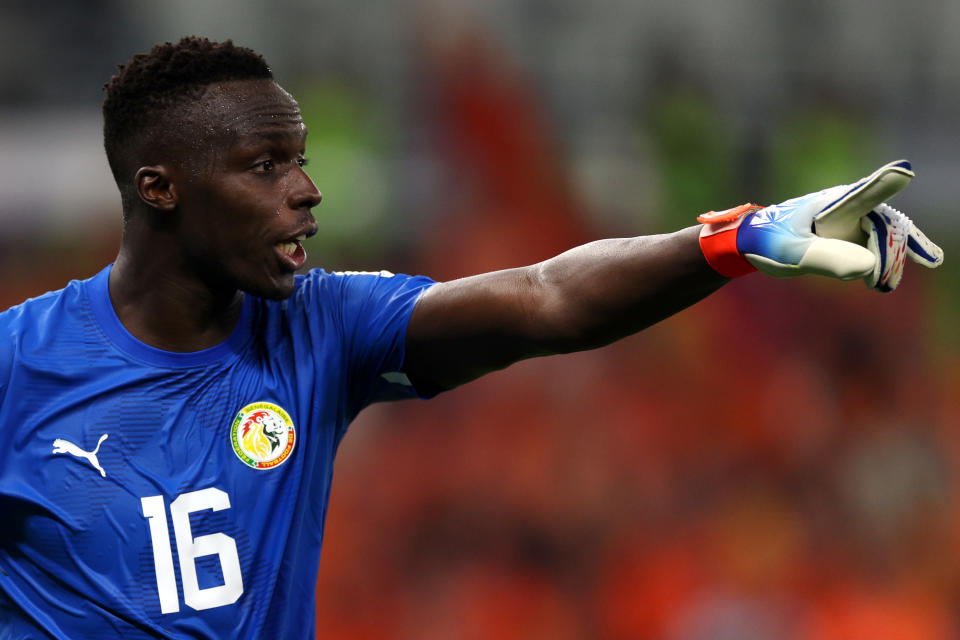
[859,203,944,292]
[698,160,943,291]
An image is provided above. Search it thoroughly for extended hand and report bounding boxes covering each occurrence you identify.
[698,160,943,291]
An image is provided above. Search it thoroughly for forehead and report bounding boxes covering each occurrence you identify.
[192,79,305,143]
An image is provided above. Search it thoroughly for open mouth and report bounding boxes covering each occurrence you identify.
[277,234,306,257]
[276,233,308,269]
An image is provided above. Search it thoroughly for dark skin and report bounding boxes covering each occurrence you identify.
[111,79,321,351]
[404,229,728,393]
[110,78,729,387]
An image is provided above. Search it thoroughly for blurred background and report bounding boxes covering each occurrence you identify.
[2,0,959,637]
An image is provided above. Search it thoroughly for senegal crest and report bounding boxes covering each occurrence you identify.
[230,401,296,470]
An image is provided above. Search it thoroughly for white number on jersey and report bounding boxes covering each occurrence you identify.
[140,488,244,614]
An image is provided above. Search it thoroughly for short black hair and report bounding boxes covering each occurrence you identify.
[102,36,273,197]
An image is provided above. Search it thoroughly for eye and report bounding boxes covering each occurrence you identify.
[252,159,275,174]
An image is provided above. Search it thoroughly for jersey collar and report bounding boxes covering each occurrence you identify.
[87,265,255,368]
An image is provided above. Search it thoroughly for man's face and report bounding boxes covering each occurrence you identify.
[171,79,321,300]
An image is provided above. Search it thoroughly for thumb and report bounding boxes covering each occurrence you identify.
[813,160,915,243]
[796,237,877,280]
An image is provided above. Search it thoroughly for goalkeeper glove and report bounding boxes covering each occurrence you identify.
[858,203,943,292]
[697,159,943,291]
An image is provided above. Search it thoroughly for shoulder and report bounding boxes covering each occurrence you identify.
[252,267,435,337]
[284,268,433,311]
[0,278,87,339]
[0,278,89,393]
[294,268,403,292]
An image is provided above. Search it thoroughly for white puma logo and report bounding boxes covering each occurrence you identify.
[52,434,109,478]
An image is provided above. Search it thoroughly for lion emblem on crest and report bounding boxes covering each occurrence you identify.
[230,401,296,469]
[241,410,286,458]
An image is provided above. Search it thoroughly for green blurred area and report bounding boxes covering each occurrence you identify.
[768,109,881,198]
[295,84,393,265]
[646,88,738,228]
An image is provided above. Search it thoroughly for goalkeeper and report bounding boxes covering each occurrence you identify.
[0,37,944,639]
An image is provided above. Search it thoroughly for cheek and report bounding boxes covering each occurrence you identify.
[176,172,282,260]
[191,187,263,242]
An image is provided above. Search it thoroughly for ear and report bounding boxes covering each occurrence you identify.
[134,166,177,211]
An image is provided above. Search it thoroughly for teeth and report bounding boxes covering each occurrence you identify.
[277,234,307,258]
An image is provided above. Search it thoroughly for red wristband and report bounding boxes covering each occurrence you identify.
[697,204,763,278]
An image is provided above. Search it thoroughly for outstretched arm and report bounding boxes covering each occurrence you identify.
[404,160,942,395]
[404,226,726,393]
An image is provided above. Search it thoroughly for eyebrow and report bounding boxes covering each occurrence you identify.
[232,126,309,151]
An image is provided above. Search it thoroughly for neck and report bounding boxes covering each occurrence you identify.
[109,244,245,353]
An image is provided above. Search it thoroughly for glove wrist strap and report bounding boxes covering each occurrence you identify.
[697,204,763,278]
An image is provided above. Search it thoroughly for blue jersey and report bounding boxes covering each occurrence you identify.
[0,265,435,639]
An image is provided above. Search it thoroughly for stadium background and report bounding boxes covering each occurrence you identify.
[2,1,959,637]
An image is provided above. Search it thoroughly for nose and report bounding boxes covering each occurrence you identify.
[289,167,322,210]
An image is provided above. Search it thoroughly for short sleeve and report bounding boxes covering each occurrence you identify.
[302,269,436,413]
[0,304,24,412]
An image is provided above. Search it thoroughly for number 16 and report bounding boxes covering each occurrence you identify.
[141,487,244,614]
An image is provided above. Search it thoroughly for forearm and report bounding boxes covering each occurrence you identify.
[405,225,728,391]
[530,225,727,352]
